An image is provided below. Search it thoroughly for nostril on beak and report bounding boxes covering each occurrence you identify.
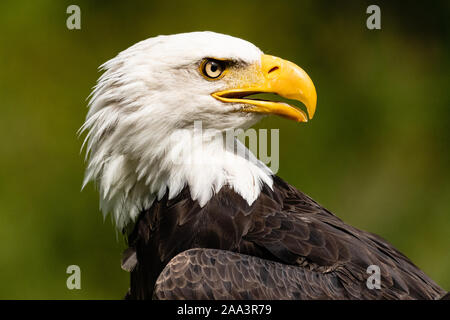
[268,66,280,74]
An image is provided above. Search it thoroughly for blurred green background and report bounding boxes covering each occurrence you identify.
[0,0,448,299]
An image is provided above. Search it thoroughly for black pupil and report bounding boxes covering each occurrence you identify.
[210,62,218,73]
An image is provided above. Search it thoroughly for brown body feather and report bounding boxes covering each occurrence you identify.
[125,176,446,300]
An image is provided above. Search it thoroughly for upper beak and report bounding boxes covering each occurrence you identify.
[212,54,317,122]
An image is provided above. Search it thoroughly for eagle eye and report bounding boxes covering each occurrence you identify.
[200,59,226,80]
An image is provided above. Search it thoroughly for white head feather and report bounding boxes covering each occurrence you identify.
[81,32,273,229]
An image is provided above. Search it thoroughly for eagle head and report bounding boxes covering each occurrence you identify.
[81,32,316,229]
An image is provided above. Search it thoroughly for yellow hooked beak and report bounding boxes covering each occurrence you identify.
[212,54,317,122]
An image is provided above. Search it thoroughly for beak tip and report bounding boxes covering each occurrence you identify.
[307,99,317,120]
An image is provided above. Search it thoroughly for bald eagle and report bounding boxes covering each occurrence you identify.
[81,32,447,300]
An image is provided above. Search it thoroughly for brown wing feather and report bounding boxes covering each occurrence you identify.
[154,248,347,300]
[126,175,446,300]
[242,176,445,299]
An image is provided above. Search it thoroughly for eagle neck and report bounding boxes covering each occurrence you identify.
[156,126,274,207]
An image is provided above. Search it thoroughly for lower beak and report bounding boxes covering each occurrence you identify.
[212,54,317,122]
